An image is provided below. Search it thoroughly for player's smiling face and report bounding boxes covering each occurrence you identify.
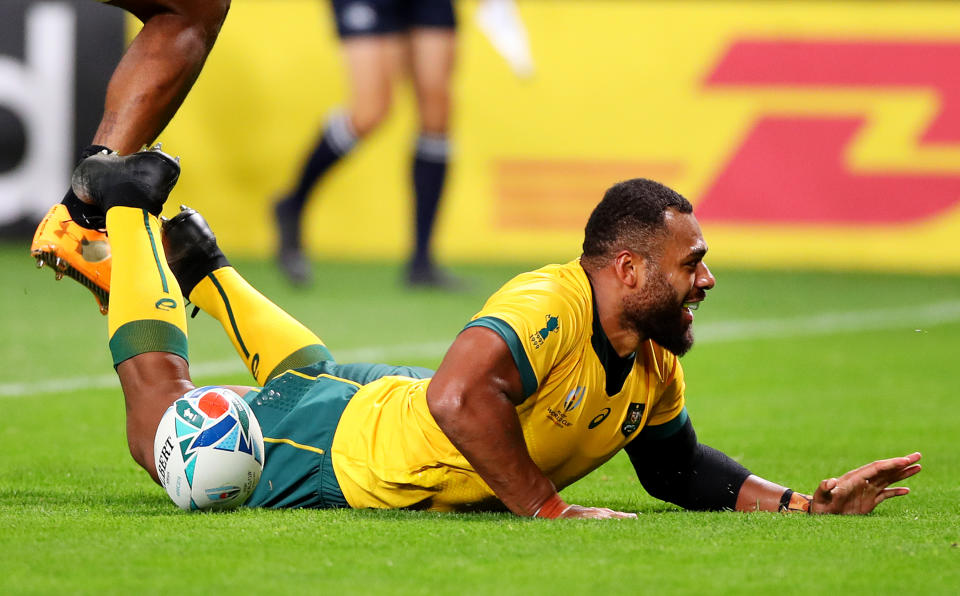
[623,210,715,356]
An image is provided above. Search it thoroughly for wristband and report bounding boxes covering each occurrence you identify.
[778,489,812,514]
[533,493,571,519]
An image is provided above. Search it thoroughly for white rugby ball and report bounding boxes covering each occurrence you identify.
[154,386,264,510]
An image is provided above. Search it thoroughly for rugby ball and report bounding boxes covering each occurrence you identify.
[154,386,264,510]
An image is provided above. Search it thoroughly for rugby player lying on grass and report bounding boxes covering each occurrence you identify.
[40,148,922,517]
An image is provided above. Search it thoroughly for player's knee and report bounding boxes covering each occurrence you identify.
[350,100,391,137]
[416,90,451,134]
[184,0,231,50]
[153,0,230,49]
[201,0,231,39]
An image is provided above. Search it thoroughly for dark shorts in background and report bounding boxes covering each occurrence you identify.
[243,359,434,509]
[330,0,456,38]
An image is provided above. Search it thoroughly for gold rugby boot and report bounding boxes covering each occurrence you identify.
[30,203,111,314]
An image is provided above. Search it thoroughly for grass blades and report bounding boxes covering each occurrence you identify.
[2,242,958,594]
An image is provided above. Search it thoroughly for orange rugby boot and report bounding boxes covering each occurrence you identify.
[30,203,111,314]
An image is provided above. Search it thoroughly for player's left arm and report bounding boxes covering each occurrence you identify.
[625,414,922,514]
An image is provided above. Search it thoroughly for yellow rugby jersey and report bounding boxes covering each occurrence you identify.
[330,259,687,511]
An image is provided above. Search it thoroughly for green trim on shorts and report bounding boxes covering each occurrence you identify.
[464,316,538,397]
[638,407,689,440]
[266,344,335,382]
[109,320,188,367]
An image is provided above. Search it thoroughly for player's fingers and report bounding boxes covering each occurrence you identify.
[870,462,923,487]
[901,452,922,464]
[897,464,922,481]
[842,459,886,479]
[815,477,838,498]
[872,453,923,475]
[844,452,922,481]
[593,507,637,519]
[560,506,635,520]
[875,463,922,485]
[874,486,910,506]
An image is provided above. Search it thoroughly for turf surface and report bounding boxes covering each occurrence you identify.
[2,243,958,594]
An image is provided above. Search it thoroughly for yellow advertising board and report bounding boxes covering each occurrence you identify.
[156,1,960,271]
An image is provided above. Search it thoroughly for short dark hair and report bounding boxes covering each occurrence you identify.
[581,178,693,268]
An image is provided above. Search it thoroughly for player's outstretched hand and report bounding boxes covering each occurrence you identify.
[558,505,637,519]
[811,452,922,515]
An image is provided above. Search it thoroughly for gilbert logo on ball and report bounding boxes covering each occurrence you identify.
[154,386,264,511]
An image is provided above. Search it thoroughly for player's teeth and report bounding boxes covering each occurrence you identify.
[35,257,44,269]
[684,302,699,310]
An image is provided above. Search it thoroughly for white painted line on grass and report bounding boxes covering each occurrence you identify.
[0,341,453,399]
[695,300,960,343]
[2,302,958,399]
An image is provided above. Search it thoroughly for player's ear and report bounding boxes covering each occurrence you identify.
[613,250,645,289]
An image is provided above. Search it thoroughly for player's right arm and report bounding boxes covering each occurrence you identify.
[426,326,635,519]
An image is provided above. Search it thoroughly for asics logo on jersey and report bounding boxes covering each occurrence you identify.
[588,408,611,429]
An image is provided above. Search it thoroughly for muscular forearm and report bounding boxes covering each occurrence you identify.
[427,388,556,516]
[422,327,640,519]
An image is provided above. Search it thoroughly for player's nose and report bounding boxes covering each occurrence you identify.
[696,262,715,290]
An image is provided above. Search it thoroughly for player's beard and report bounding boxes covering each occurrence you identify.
[622,265,695,356]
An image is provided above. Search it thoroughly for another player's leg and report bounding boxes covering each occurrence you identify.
[76,0,229,224]
[92,0,231,155]
[273,107,357,285]
[273,30,405,285]
[32,0,230,307]
[163,208,332,385]
[73,147,194,482]
[407,23,457,287]
[30,140,186,313]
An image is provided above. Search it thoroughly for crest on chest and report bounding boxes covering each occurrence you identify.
[621,402,645,436]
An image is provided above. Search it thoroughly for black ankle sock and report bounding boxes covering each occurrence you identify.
[61,144,111,229]
[412,134,449,267]
[284,112,356,213]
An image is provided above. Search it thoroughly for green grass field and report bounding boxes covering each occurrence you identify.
[2,242,958,594]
